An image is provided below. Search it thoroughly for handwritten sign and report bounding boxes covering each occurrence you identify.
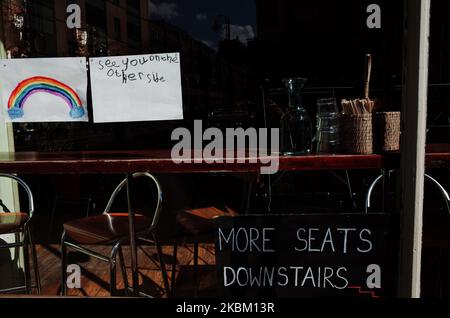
[0,57,88,123]
[214,214,395,298]
[89,53,183,123]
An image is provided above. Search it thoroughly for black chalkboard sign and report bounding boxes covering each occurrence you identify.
[214,213,396,298]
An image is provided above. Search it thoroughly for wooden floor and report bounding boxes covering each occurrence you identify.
[10,243,218,298]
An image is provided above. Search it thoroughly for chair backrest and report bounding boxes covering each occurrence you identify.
[0,173,35,221]
[103,172,163,232]
[365,171,450,215]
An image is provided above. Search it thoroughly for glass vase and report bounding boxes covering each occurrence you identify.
[280,77,312,155]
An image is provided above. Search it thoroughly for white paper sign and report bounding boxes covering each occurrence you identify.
[89,53,184,123]
[0,57,88,122]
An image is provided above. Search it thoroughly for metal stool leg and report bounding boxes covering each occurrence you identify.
[118,246,129,296]
[22,231,32,294]
[110,259,117,296]
[154,234,171,297]
[28,228,41,294]
[171,243,178,294]
[110,242,121,296]
[61,232,68,296]
[193,241,199,297]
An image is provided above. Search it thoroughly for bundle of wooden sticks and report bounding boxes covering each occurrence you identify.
[341,54,377,115]
[341,98,375,115]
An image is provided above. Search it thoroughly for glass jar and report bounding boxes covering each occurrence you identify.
[280,77,312,155]
[316,98,340,154]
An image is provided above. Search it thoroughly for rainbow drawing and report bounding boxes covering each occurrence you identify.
[7,76,85,120]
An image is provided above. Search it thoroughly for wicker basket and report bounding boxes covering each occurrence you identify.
[340,113,373,155]
[374,111,401,152]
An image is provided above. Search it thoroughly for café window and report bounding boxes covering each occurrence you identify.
[0,0,449,300]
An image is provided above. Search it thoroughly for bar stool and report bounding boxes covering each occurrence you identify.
[0,173,41,294]
[172,206,237,296]
[61,172,170,297]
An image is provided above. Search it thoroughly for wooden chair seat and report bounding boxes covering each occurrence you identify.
[175,206,238,238]
[0,212,29,235]
[63,213,152,244]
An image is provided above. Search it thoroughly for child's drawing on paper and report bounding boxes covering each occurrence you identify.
[0,57,88,123]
